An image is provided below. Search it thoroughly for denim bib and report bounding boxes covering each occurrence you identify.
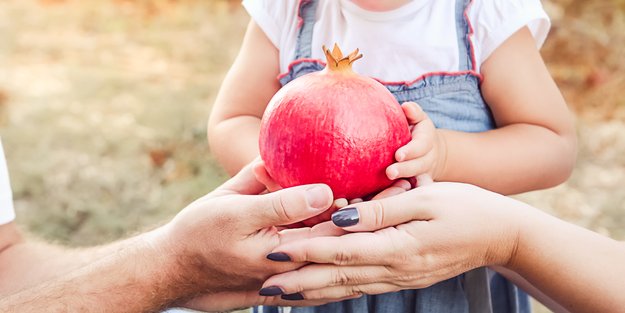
[257,0,530,312]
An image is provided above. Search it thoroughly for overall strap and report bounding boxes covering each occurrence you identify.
[464,268,494,313]
[455,0,476,72]
[459,3,493,310]
[294,0,320,60]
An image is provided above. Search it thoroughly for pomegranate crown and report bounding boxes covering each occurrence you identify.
[323,43,363,73]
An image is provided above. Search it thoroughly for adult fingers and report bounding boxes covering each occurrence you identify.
[268,283,398,303]
[267,231,399,265]
[236,184,334,229]
[184,290,351,311]
[261,264,394,296]
[331,188,434,231]
[276,221,347,250]
[301,282,399,301]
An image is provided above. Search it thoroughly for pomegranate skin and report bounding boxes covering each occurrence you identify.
[259,46,411,226]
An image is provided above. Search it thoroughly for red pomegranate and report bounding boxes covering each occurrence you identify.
[259,44,411,226]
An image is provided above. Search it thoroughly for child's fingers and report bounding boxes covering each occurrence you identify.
[371,179,412,200]
[401,102,427,125]
[333,198,349,209]
[253,161,283,192]
[386,158,431,180]
[349,198,364,204]
[395,137,433,162]
[395,118,436,162]
[416,174,434,187]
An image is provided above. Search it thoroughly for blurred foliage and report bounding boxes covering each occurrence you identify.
[543,0,625,119]
[0,0,247,245]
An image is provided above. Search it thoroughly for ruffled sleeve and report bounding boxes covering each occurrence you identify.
[468,0,551,70]
[242,0,300,49]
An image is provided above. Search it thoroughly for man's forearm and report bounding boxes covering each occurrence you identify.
[0,228,148,296]
[0,228,192,312]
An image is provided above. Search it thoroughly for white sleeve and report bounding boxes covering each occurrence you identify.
[242,0,299,49]
[469,0,551,69]
[0,140,15,225]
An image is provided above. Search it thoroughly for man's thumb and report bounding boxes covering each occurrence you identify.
[245,184,334,228]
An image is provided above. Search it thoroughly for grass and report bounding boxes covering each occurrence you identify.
[0,1,623,312]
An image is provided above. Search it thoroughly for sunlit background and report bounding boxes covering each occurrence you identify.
[0,1,623,312]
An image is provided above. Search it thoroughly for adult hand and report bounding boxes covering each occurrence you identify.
[158,161,350,310]
[258,177,526,301]
[181,168,412,309]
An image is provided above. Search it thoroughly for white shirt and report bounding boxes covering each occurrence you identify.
[0,140,15,225]
[243,0,550,82]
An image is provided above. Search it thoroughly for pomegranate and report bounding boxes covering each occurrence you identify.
[259,44,411,226]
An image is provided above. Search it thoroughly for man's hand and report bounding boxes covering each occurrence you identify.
[160,161,339,298]
[0,162,341,312]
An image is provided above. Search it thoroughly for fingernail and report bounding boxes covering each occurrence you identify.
[306,185,329,209]
[259,286,284,296]
[397,151,405,161]
[333,198,348,208]
[388,168,399,179]
[332,207,359,227]
[281,293,305,301]
[266,252,291,262]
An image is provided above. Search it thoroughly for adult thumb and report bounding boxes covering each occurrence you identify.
[241,184,334,228]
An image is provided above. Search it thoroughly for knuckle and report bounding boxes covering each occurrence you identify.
[271,193,295,222]
[333,249,352,266]
[370,201,387,229]
[331,268,352,286]
[395,273,418,288]
[349,285,364,296]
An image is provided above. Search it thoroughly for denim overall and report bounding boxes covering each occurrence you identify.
[256,0,531,313]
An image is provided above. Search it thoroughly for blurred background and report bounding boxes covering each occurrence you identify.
[0,0,623,312]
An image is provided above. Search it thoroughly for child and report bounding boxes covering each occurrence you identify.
[207,0,577,312]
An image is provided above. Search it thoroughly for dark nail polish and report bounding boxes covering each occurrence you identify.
[332,207,359,227]
[259,286,284,296]
[267,252,291,262]
[281,293,305,301]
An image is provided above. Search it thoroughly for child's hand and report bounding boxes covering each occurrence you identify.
[386,102,442,181]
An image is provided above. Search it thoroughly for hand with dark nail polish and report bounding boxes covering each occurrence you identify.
[259,286,284,296]
[332,207,359,227]
[281,293,305,301]
[267,252,291,262]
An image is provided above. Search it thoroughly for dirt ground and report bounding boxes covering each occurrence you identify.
[0,1,623,312]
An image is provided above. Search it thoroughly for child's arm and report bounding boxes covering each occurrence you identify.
[207,21,281,175]
[390,27,577,195]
